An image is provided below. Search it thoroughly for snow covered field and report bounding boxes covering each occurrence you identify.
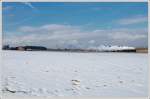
[1,51,148,96]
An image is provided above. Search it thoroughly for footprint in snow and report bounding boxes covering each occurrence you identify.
[85,87,90,90]
[131,80,135,82]
[9,76,16,79]
[38,88,44,93]
[55,89,58,93]
[71,80,81,90]
[45,70,49,72]
[119,80,123,84]
[71,80,80,86]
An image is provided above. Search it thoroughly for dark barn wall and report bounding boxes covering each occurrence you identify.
[24,46,47,51]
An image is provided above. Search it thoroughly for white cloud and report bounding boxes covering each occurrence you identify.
[3,24,147,48]
[22,2,38,12]
[23,2,35,9]
[117,16,147,25]
[70,40,79,44]
[19,24,80,34]
[109,32,146,40]
[88,40,95,44]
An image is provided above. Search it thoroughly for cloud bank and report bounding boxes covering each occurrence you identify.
[3,24,148,48]
[117,16,147,25]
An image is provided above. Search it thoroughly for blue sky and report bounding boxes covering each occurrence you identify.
[3,2,148,48]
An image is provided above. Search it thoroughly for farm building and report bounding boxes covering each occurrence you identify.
[23,46,47,51]
[8,46,47,51]
[136,48,148,53]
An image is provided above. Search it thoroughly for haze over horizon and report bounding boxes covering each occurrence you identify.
[3,2,148,48]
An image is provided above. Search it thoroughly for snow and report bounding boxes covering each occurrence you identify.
[1,51,148,97]
[88,45,135,51]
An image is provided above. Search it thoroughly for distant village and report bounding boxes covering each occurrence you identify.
[2,45,148,53]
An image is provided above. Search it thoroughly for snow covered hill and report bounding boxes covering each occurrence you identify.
[87,45,135,51]
[1,51,148,96]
